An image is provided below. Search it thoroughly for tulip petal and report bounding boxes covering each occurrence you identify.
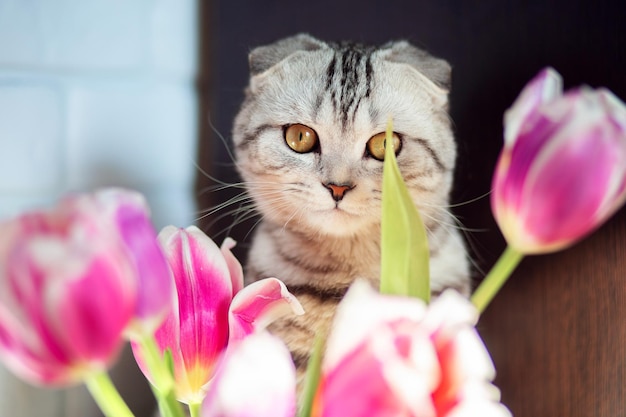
[0,315,71,385]
[318,344,416,417]
[228,278,304,342]
[220,237,243,296]
[50,251,134,365]
[115,203,173,332]
[56,188,173,333]
[447,398,512,417]
[86,189,173,332]
[428,289,479,323]
[324,280,426,372]
[523,127,614,246]
[0,294,72,385]
[504,67,562,145]
[202,332,296,417]
[156,226,233,402]
[378,322,441,416]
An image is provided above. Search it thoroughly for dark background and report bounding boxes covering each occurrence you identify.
[196,1,626,416]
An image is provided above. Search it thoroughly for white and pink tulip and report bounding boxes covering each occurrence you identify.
[313,281,510,417]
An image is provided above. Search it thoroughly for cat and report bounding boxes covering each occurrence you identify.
[231,33,470,371]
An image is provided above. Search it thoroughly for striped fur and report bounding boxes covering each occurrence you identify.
[232,34,470,375]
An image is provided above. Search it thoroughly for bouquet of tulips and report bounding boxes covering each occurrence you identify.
[0,68,625,417]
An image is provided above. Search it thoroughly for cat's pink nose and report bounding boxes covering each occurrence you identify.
[324,182,355,201]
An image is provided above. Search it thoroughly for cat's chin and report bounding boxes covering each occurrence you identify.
[302,208,376,237]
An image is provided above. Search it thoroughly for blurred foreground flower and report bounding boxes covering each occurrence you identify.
[314,281,510,417]
[473,68,626,313]
[103,189,173,335]
[202,331,297,417]
[132,225,304,407]
[492,67,626,254]
[0,188,166,387]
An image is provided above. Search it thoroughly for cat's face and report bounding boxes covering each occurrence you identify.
[233,34,457,237]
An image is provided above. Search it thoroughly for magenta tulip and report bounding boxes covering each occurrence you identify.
[0,188,165,385]
[492,68,626,253]
[202,331,297,417]
[88,189,173,334]
[132,225,303,404]
[314,282,510,417]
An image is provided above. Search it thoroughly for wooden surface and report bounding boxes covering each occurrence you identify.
[478,209,626,417]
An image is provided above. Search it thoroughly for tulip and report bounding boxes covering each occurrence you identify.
[0,189,152,386]
[132,225,303,406]
[89,189,173,334]
[202,331,297,417]
[492,67,626,254]
[314,281,510,417]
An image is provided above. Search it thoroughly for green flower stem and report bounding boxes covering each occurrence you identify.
[189,402,202,417]
[298,335,324,417]
[471,245,524,313]
[138,335,173,390]
[152,386,185,417]
[137,335,185,417]
[84,371,135,417]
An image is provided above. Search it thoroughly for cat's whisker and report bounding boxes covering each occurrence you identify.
[212,205,260,238]
[448,190,492,208]
[419,209,482,234]
[200,182,248,193]
[198,184,292,221]
[195,192,253,220]
[209,189,298,238]
[224,210,259,239]
[203,202,256,231]
[281,205,306,233]
[191,159,239,190]
[417,190,492,210]
[200,179,285,195]
[419,209,488,277]
[205,110,239,167]
[243,215,266,241]
[441,212,490,277]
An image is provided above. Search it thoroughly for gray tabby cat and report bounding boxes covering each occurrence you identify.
[232,34,470,370]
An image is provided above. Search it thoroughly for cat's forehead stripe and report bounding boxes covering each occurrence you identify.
[325,44,375,131]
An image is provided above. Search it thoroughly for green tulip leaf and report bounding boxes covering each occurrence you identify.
[380,119,430,302]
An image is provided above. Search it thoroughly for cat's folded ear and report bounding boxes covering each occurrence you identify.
[249,33,328,76]
[380,41,452,92]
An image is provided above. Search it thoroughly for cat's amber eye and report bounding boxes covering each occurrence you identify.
[284,124,319,153]
[366,132,402,161]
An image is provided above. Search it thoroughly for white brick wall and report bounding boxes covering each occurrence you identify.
[0,1,199,416]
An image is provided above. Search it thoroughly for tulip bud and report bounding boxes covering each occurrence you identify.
[492,68,626,254]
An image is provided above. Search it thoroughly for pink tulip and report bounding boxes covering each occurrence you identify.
[314,281,510,417]
[492,68,626,254]
[132,225,303,404]
[0,188,164,385]
[202,331,297,417]
[88,189,173,333]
